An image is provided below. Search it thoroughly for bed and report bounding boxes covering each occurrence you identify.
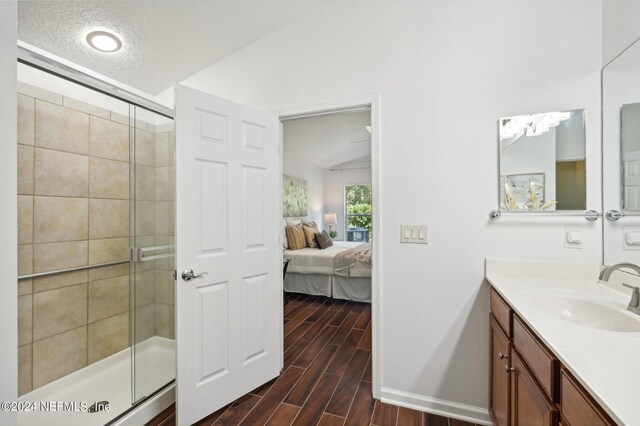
[284,241,372,302]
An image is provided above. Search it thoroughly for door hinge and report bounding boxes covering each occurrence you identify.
[173,270,177,280]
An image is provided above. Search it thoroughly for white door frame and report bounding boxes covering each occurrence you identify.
[273,93,382,398]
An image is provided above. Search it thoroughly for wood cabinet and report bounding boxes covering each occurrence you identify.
[512,316,560,401]
[490,315,510,426]
[510,351,558,426]
[489,288,616,426]
[560,369,613,426]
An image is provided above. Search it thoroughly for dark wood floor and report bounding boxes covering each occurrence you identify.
[148,293,481,426]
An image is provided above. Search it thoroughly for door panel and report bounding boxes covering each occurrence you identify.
[244,274,267,362]
[243,165,268,249]
[176,85,281,426]
[198,281,229,381]
[197,160,228,253]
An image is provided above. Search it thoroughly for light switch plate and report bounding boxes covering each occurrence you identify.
[565,227,582,249]
[401,225,428,244]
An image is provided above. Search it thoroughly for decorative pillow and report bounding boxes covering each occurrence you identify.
[305,221,319,230]
[315,230,333,250]
[283,219,303,250]
[302,225,319,248]
[286,225,307,250]
[301,217,316,225]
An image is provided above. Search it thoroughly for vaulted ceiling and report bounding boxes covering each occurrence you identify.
[283,109,371,169]
[18,0,330,95]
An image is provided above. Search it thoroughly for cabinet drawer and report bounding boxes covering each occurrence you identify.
[513,315,559,401]
[490,288,511,336]
[561,370,614,426]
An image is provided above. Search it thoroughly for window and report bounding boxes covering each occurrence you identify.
[345,184,372,242]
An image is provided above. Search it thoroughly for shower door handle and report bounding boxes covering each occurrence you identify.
[181,269,209,281]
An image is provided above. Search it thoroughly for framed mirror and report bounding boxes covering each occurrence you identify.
[498,109,586,213]
[602,37,640,264]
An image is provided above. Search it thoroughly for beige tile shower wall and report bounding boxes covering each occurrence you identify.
[17,83,175,396]
[17,83,133,396]
[154,129,175,340]
[133,124,158,347]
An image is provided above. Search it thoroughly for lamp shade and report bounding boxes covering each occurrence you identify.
[324,212,337,225]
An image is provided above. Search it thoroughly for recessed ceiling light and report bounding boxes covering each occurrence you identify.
[86,31,122,53]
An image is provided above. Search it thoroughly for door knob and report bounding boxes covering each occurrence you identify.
[181,269,209,281]
[605,210,625,221]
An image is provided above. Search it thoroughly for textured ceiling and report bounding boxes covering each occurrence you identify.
[18,0,330,95]
[284,110,371,169]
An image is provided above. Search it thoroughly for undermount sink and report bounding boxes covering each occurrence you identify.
[529,291,640,332]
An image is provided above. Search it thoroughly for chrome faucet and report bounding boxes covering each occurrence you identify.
[599,263,640,315]
[598,263,640,281]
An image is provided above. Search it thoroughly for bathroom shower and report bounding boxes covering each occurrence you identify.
[16,62,175,426]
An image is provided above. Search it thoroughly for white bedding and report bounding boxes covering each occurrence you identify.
[284,242,363,275]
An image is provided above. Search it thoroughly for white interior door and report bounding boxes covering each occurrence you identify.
[175,85,282,426]
[624,150,640,210]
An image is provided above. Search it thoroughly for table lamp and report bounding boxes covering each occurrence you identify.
[324,212,337,237]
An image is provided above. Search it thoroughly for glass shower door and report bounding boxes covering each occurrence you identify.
[130,105,176,403]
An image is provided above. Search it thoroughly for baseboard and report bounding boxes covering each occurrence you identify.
[380,387,492,425]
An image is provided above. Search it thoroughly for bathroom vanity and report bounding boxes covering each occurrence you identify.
[486,259,640,426]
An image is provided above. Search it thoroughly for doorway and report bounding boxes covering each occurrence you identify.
[277,96,381,400]
[172,89,381,425]
[171,99,382,424]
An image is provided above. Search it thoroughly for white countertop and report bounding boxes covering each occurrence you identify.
[485,258,640,426]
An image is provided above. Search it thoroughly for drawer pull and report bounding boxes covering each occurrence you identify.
[505,365,515,373]
[499,352,508,360]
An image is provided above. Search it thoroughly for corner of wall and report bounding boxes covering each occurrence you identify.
[0,2,19,424]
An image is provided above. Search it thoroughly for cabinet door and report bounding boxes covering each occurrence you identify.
[510,351,559,426]
[490,315,510,426]
[560,369,614,426]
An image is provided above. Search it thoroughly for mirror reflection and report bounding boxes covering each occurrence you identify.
[602,36,640,264]
[499,109,586,212]
[621,103,640,211]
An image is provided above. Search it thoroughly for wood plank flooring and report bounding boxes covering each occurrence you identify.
[147,293,481,426]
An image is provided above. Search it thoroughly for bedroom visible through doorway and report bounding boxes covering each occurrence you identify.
[279,104,376,419]
[282,107,373,303]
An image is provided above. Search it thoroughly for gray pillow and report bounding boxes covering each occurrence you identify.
[315,230,333,249]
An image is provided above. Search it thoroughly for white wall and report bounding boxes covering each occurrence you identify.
[181,0,602,421]
[603,0,640,65]
[283,151,325,228]
[0,2,18,426]
[556,110,586,161]
[324,163,372,240]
